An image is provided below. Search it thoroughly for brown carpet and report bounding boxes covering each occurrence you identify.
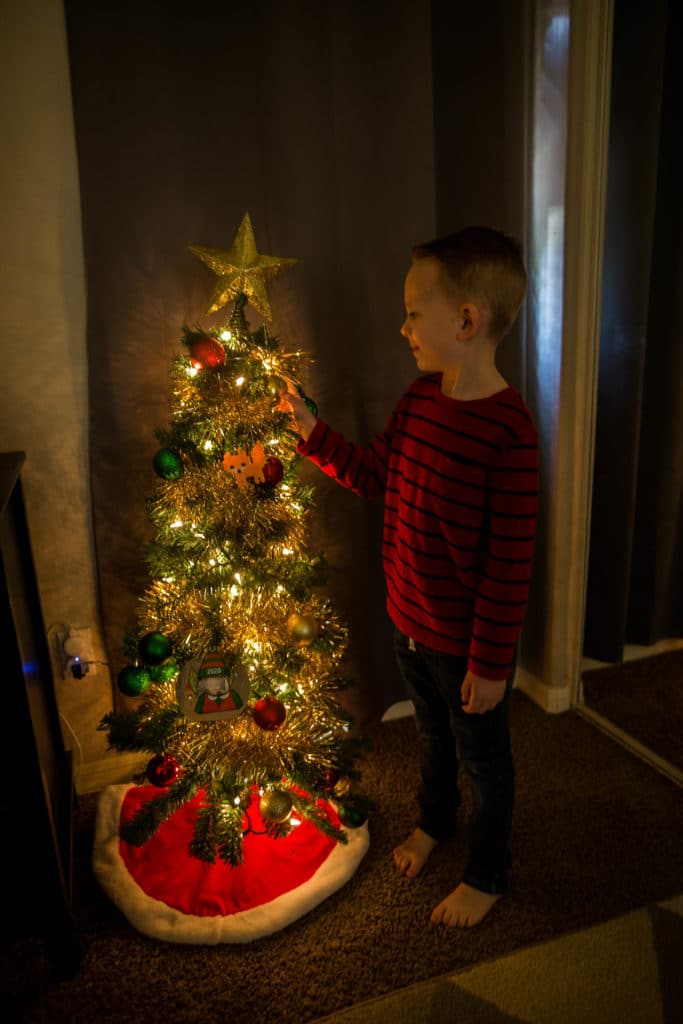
[582,650,683,771]
[3,690,683,1024]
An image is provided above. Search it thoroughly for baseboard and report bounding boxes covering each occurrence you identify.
[383,677,573,718]
[514,667,571,713]
[582,637,683,672]
[381,700,415,722]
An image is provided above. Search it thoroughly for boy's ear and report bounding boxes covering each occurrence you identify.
[457,302,481,340]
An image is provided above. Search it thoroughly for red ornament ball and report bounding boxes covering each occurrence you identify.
[252,696,287,730]
[188,335,226,370]
[320,768,341,791]
[146,754,180,787]
[261,456,284,486]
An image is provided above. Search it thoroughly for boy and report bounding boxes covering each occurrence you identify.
[279,227,538,927]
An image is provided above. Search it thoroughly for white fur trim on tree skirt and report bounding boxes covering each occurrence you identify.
[92,784,370,944]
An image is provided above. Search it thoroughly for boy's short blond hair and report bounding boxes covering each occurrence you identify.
[412,226,527,343]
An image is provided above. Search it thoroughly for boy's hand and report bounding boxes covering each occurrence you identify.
[461,671,506,714]
[276,383,317,441]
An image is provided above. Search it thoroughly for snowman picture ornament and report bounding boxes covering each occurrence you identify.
[177,651,250,722]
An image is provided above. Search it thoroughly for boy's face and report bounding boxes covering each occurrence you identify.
[401,259,467,373]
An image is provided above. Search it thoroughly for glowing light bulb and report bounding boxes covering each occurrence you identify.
[234,796,241,806]
[290,816,301,827]
[221,330,232,341]
[235,376,245,386]
[186,366,198,378]
[203,440,213,451]
[234,572,242,583]
[282,548,294,556]
[170,519,183,529]
[209,559,216,566]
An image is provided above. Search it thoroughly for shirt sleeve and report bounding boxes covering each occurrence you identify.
[296,412,396,499]
[468,422,539,681]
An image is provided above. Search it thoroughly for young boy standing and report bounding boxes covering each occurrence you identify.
[280,227,538,928]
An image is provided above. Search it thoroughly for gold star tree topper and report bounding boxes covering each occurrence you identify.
[189,212,297,321]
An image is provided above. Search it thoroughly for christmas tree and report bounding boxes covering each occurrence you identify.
[100,213,369,870]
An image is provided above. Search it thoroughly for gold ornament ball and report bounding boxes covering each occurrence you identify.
[287,613,319,644]
[259,789,294,823]
[266,374,287,398]
[333,775,352,799]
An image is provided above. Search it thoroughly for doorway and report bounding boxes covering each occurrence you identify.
[576,0,683,786]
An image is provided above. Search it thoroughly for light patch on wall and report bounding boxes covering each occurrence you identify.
[528,4,569,446]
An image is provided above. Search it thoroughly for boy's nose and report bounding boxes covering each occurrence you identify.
[400,320,410,338]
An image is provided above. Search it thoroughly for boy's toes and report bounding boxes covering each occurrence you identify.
[430,883,501,928]
[392,828,438,878]
[392,847,410,875]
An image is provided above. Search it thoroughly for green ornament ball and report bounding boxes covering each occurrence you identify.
[117,665,151,697]
[337,802,368,829]
[138,631,172,666]
[153,448,184,480]
[149,660,179,683]
[295,384,318,418]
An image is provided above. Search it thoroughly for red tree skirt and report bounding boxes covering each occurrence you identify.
[93,784,369,944]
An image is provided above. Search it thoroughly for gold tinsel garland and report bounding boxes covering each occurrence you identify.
[150,463,308,553]
[138,668,349,789]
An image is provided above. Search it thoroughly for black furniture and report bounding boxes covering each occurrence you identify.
[0,452,80,976]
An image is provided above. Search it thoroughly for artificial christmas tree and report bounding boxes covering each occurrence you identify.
[93,214,369,942]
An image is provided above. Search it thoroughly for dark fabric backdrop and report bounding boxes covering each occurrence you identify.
[584,0,683,661]
[65,0,527,723]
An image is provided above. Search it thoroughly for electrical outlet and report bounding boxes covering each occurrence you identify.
[62,626,96,678]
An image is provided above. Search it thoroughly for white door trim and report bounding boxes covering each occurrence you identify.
[515,0,614,713]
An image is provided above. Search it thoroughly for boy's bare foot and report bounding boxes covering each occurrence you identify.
[430,882,501,927]
[392,827,438,877]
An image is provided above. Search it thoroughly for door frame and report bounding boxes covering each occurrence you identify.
[515,0,614,713]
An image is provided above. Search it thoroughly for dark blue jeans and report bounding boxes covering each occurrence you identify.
[394,629,515,895]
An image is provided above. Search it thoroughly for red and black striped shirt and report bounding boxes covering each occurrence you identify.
[298,373,539,680]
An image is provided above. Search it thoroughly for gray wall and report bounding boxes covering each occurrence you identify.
[0,0,115,786]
